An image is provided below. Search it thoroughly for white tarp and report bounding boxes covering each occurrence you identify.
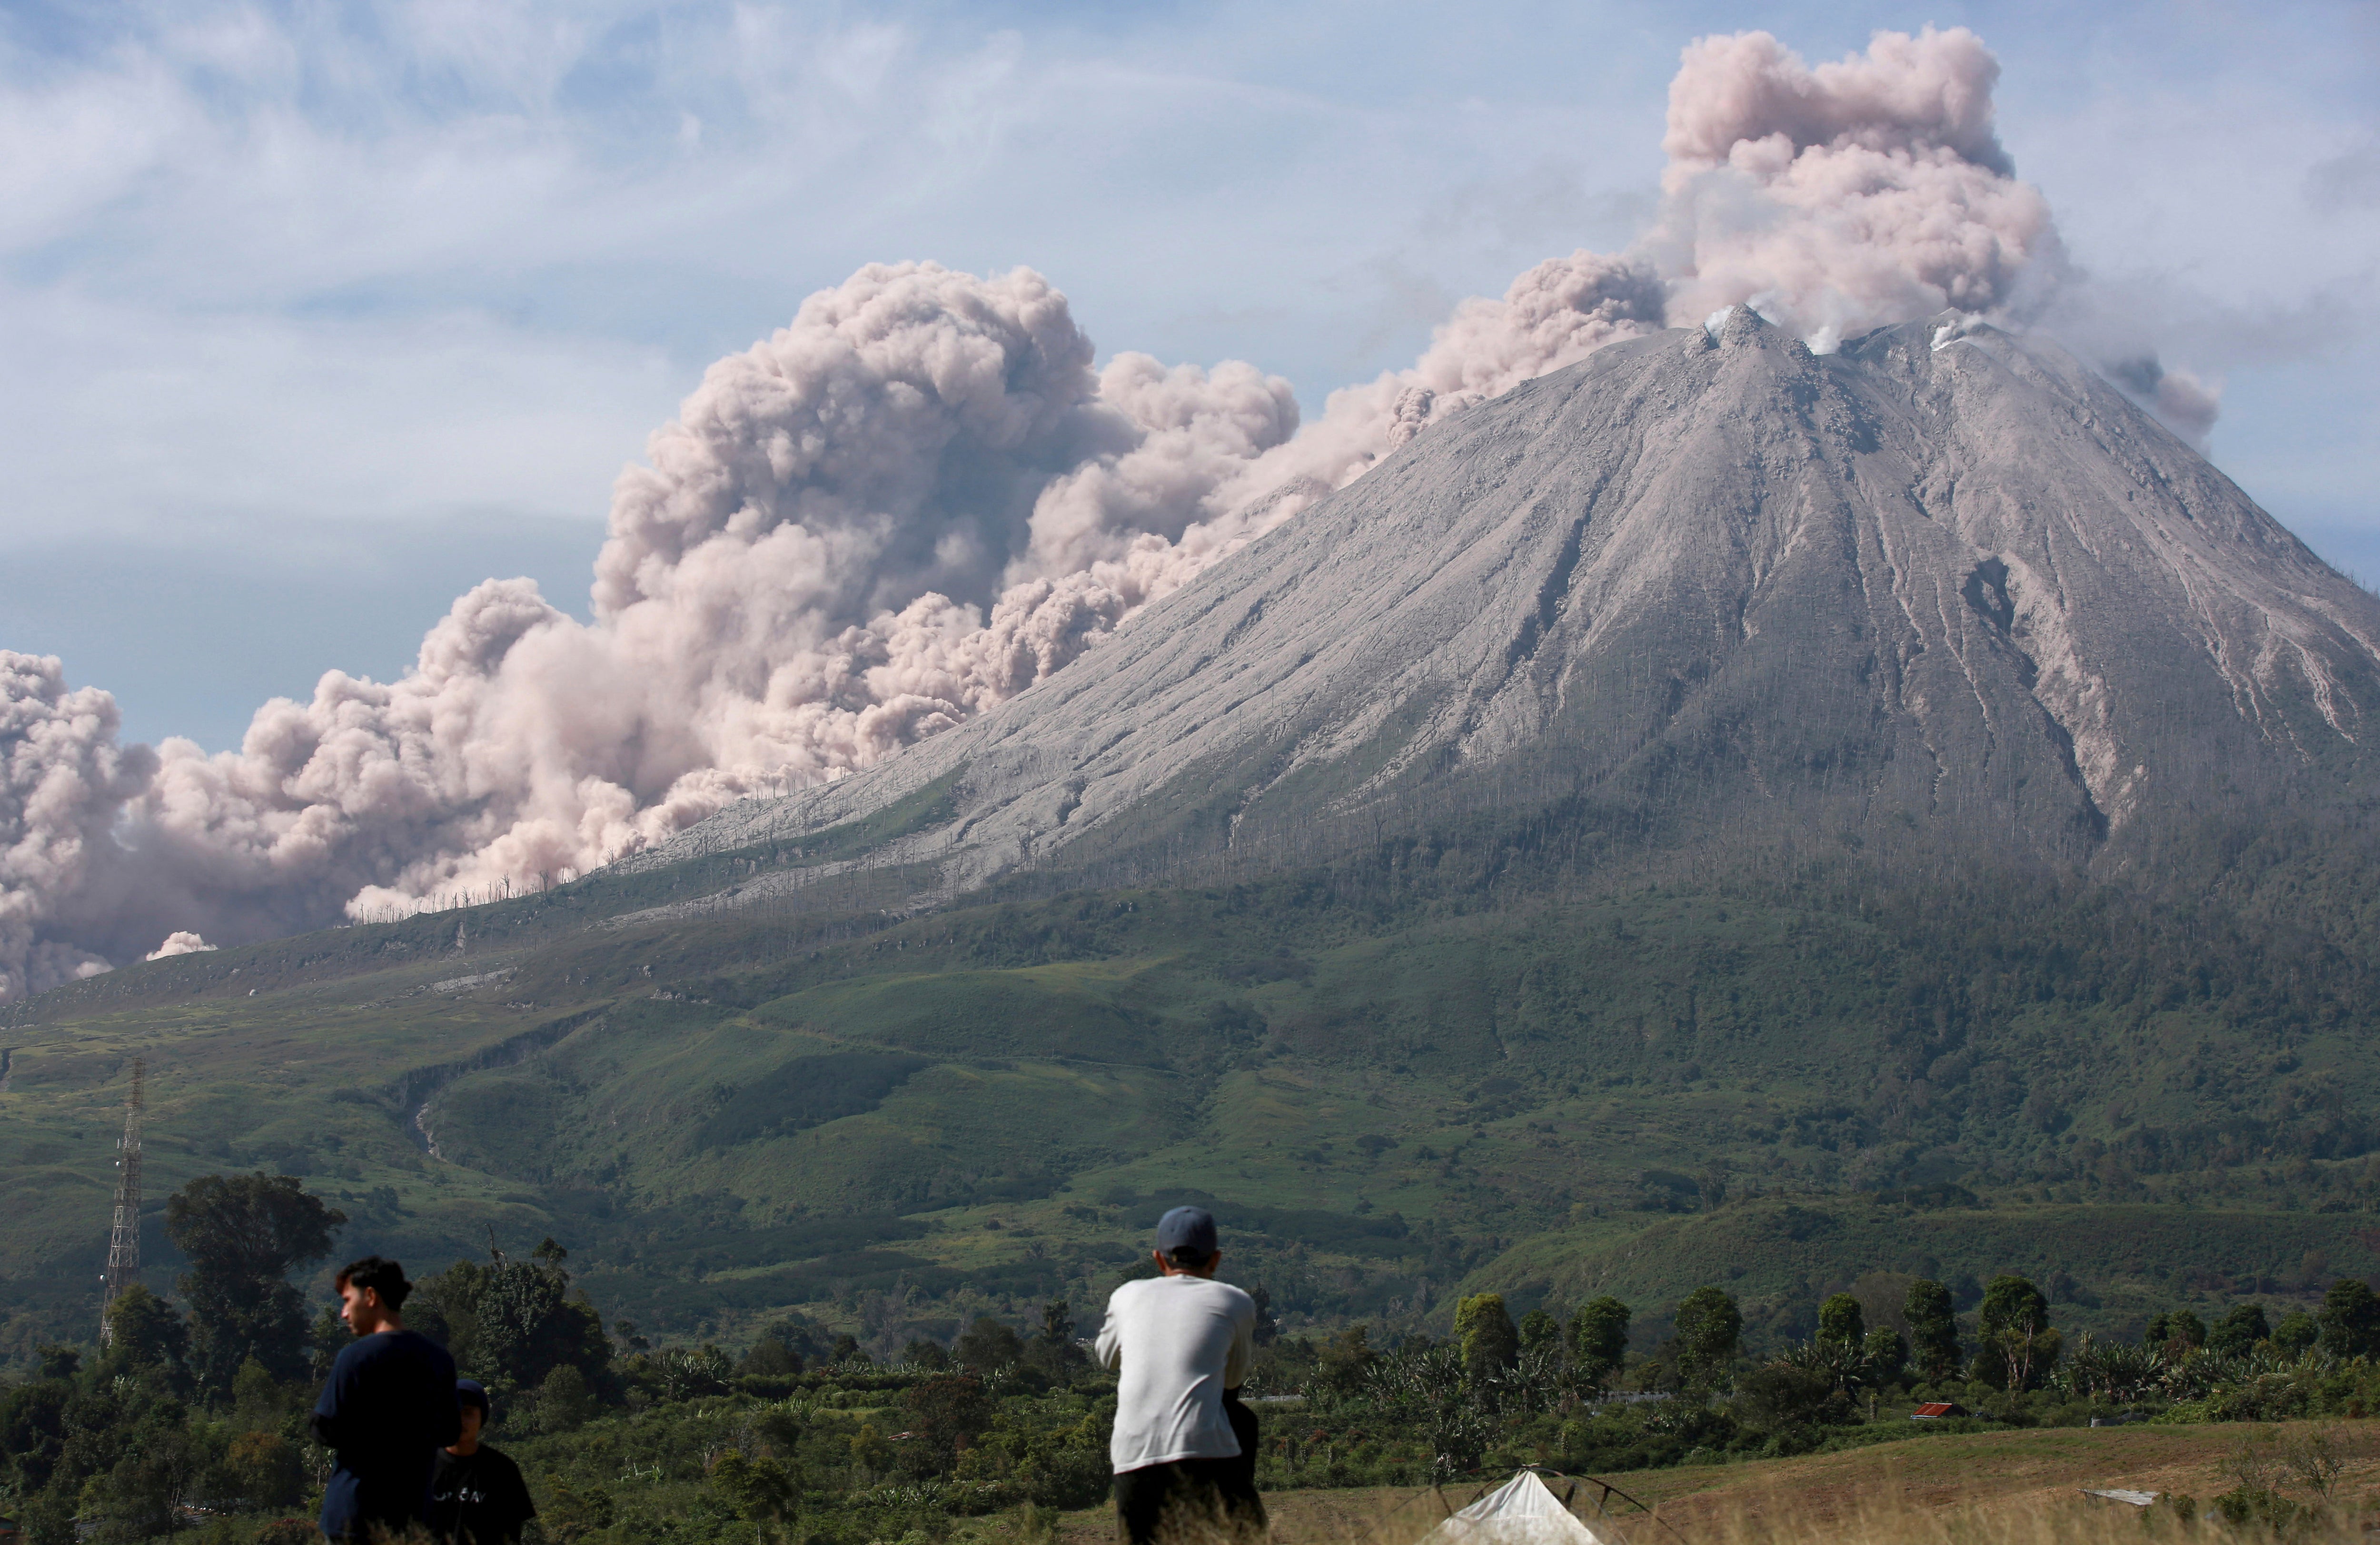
[1427,1472,1611,1545]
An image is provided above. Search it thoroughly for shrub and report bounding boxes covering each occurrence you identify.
[226,1430,307,1507]
[1735,1364,1850,1431]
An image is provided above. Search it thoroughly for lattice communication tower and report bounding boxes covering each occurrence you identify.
[99,1057,146,1343]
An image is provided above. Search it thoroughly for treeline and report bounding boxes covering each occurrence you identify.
[1241,1268,2380,1489]
[17,1174,2380,1544]
[0,1173,1123,1545]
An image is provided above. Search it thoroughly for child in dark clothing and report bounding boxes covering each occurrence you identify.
[311,1257,460,1543]
[429,1380,538,1545]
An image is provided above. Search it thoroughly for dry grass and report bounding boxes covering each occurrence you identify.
[1047,1424,2380,1545]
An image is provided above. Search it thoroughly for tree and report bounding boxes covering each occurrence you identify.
[164,1174,345,1392]
[954,1317,1025,1373]
[1862,1327,1909,1387]
[1817,1293,1865,1349]
[1904,1279,1961,1381]
[1316,1324,1378,1394]
[711,1449,799,1521]
[850,1422,894,1474]
[2317,1279,2380,1359]
[0,1377,74,1494]
[1517,1309,1559,1351]
[537,1364,595,1432]
[307,1302,347,1381]
[2147,1308,2205,1352]
[902,1338,951,1370]
[743,1315,824,1367]
[231,1357,293,1427]
[410,1242,612,1397]
[1250,1283,1279,1347]
[101,1286,187,1384]
[737,1337,803,1377]
[224,1430,307,1508]
[1975,1275,2058,1390]
[1672,1287,1742,1391]
[2274,1309,2320,1358]
[1569,1297,1631,1386]
[2209,1303,2271,1357]
[79,1446,191,1545]
[1735,1363,1848,1431]
[902,1373,994,1470]
[1025,1297,1090,1377]
[1454,1294,1519,1380]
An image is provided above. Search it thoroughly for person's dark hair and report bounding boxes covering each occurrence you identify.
[456,1378,491,1420]
[336,1255,412,1309]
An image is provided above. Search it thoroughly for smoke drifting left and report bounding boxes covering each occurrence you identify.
[0,27,2215,1000]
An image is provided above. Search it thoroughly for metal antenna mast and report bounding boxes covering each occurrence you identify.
[99,1058,146,1342]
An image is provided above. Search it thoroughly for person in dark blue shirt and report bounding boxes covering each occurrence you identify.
[311,1256,459,1542]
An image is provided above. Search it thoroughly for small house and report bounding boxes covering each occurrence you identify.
[1910,1401,1968,1420]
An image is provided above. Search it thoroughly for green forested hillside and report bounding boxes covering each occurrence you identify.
[7,814,2380,1367]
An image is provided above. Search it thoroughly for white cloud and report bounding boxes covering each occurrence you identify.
[0,0,2373,992]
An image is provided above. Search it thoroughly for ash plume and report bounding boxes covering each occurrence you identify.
[0,27,2223,998]
[0,654,155,1000]
[1651,25,2056,352]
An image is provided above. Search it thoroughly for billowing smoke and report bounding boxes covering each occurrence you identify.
[1651,26,2057,352]
[2104,355,2223,443]
[0,27,2213,998]
[0,654,155,1000]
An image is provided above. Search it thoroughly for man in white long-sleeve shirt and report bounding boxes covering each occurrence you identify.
[1097,1206,1265,1544]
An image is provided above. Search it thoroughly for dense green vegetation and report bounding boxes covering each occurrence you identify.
[16,1167,2380,1545]
[10,791,2380,1385]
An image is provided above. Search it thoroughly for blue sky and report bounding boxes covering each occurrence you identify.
[2,0,2374,749]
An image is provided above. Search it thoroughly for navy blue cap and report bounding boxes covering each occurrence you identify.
[456,1378,490,1416]
[1156,1206,1219,1259]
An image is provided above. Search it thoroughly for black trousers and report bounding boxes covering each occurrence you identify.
[1113,1457,1266,1545]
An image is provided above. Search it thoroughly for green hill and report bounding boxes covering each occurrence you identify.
[9,815,2380,1365]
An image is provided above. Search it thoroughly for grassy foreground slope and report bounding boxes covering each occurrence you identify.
[7,837,2380,1361]
[1196,1421,2380,1545]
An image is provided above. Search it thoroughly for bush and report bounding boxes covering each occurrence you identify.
[1734,1364,1850,1431]
[954,1318,1025,1374]
[225,1430,307,1507]
[1016,1442,1111,1508]
[535,1364,596,1433]
[901,1374,994,1471]
[2212,1486,2312,1535]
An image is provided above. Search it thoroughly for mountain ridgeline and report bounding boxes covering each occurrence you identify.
[10,309,2380,1363]
[645,306,2380,899]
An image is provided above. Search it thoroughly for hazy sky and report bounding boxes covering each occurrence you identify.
[4,0,2375,750]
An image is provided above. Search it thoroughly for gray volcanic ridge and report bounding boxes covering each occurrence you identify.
[635,308,2380,906]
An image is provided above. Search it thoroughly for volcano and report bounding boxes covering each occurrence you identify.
[640,307,2380,902]
[18,309,2380,1359]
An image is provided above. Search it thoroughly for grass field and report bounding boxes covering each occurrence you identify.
[1036,1423,2380,1545]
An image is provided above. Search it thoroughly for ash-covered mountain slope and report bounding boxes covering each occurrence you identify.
[644,307,2380,896]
